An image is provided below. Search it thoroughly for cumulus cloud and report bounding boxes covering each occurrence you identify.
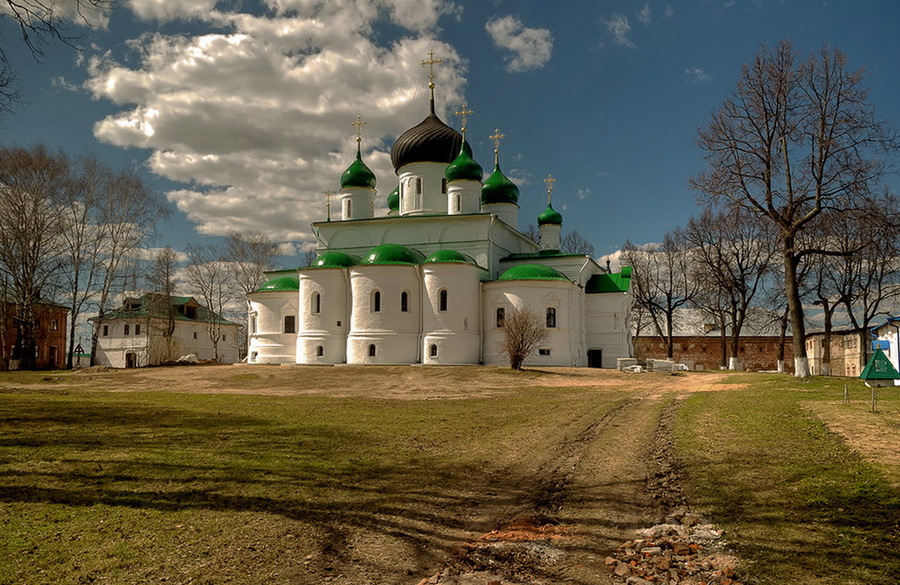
[638,3,652,25]
[604,14,635,48]
[85,0,466,246]
[0,0,111,29]
[685,67,712,84]
[485,15,553,72]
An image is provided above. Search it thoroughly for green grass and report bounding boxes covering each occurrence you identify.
[675,374,900,584]
[0,379,629,584]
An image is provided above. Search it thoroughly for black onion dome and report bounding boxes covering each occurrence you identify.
[390,100,462,172]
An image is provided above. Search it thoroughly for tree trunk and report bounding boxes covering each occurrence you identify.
[783,237,809,377]
[821,300,833,377]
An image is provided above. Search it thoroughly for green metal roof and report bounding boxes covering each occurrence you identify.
[424,249,476,265]
[481,162,519,205]
[445,140,483,183]
[860,348,900,380]
[340,149,376,189]
[537,203,563,226]
[387,186,399,212]
[498,264,569,282]
[93,294,238,325]
[585,266,633,293]
[256,275,300,292]
[360,243,425,265]
[309,251,361,269]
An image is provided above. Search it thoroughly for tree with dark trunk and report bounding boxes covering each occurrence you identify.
[691,41,897,377]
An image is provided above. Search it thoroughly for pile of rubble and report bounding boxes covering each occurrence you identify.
[606,509,742,585]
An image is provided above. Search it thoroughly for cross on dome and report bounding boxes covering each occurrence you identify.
[455,104,474,138]
[544,174,556,205]
[489,128,505,166]
[421,50,443,101]
[352,114,366,147]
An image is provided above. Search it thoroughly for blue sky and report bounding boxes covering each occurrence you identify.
[2,0,899,264]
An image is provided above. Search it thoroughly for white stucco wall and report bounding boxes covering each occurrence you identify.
[348,265,421,364]
[297,268,350,364]
[584,292,634,368]
[422,263,482,364]
[95,317,239,367]
[248,291,298,364]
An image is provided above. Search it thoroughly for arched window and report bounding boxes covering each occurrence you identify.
[316,345,324,357]
[401,291,409,312]
[124,324,130,335]
[344,199,352,218]
[439,289,448,312]
[454,194,461,212]
[430,344,438,357]
[311,292,321,314]
[496,307,505,328]
[546,307,557,328]
[415,177,423,195]
[368,344,376,357]
[284,315,296,333]
[441,178,448,194]
[373,290,381,312]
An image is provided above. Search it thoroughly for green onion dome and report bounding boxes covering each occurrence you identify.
[360,243,426,265]
[445,140,483,183]
[481,162,519,205]
[387,186,400,212]
[309,251,361,269]
[424,249,476,265]
[340,149,376,189]
[497,264,568,282]
[537,203,563,226]
[390,99,462,172]
[256,275,300,292]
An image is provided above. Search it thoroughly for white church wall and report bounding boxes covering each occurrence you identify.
[297,269,349,364]
[584,292,634,368]
[422,263,482,364]
[248,292,298,364]
[398,162,449,215]
[480,280,581,367]
[348,265,420,364]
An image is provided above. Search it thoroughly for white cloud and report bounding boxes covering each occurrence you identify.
[485,15,553,72]
[665,4,675,17]
[604,14,635,48]
[85,0,466,244]
[685,67,712,84]
[0,0,111,29]
[577,188,590,201]
[638,3,652,25]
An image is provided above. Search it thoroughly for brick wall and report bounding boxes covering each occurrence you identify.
[633,335,795,373]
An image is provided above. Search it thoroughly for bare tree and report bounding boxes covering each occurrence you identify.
[560,230,596,256]
[521,223,540,243]
[225,232,280,299]
[691,41,897,377]
[621,229,699,359]
[1,0,112,116]
[0,144,68,369]
[88,167,166,365]
[186,244,232,362]
[497,306,549,370]
[685,207,777,369]
[146,246,179,363]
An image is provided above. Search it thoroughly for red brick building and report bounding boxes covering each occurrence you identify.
[633,335,795,373]
[1,300,69,370]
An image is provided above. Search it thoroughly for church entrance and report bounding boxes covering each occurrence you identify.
[587,349,602,368]
[125,352,136,368]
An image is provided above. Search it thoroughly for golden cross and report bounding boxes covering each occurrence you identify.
[489,128,505,153]
[351,114,366,145]
[455,104,474,136]
[544,174,556,205]
[421,50,443,89]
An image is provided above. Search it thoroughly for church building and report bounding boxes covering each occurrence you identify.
[247,62,633,368]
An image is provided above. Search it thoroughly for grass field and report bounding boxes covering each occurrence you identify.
[0,367,898,585]
[675,374,900,585]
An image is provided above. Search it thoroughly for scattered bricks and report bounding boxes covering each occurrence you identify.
[671,542,691,556]
[615,562,632,577]
[605,556,618,566]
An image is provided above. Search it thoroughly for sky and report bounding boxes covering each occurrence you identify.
[2,0,899,267]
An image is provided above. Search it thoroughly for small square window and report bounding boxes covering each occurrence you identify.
[538,348,551,356]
